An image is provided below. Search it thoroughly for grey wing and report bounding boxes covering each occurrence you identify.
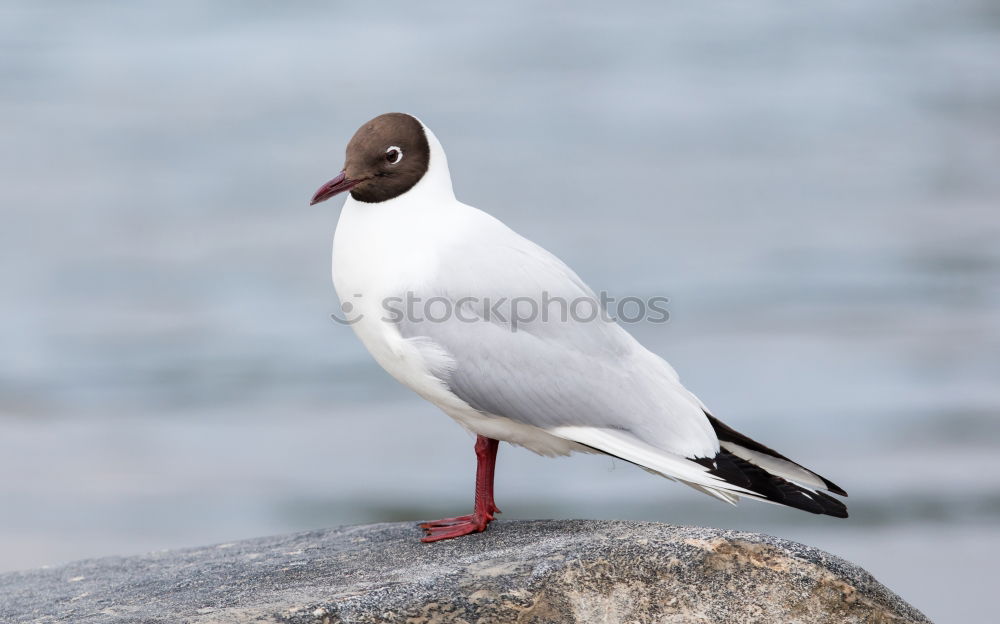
[395,235,719,460]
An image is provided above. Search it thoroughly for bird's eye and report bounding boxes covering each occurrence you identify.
[385,146,403,165]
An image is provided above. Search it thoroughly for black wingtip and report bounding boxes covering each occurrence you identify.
[702,449,849,519]
[813,490,849,518]
[705,412,849,500]
[820,478,849,498]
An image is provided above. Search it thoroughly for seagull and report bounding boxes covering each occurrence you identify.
[310,113,847,542]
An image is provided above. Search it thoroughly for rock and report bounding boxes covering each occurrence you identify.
[0,520,929,623]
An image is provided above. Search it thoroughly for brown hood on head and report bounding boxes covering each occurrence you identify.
[310,113,431,206]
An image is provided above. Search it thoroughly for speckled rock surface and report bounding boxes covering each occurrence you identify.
[0,520,930,623]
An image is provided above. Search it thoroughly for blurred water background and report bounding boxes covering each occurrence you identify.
[2,1,999,621]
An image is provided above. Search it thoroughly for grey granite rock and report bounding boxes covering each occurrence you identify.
[0,520,929,623]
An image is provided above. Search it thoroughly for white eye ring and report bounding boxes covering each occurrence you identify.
[385,146,403,164]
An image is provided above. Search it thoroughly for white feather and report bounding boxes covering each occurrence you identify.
[720,442,826,492]
[548,426,755,503]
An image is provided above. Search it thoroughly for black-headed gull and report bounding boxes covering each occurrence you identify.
[310,113,847,542]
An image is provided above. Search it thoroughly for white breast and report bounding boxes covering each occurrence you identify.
[333,194,455,396]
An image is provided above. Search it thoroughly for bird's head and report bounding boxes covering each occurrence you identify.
[310,112,432,205]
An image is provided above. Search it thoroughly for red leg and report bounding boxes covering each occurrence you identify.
[420,435,501,542]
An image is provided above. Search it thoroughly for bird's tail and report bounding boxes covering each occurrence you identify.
[693,413,848,517]
[551,413,848,518]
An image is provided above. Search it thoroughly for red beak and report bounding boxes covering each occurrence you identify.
[310,170,361,205]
